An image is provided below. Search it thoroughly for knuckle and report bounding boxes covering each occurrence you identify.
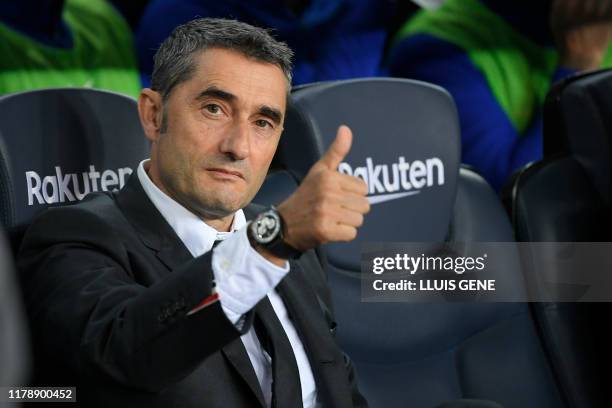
[358,179,368,195]
[314,201,327,217]
[313,187,325,202]
[337,172,351,186]
[362,198,371,213]
[344,227,358,241]
[313,219,328,241]
[308,169,324,185]
[304,167,319,182]
[320,171,335,187]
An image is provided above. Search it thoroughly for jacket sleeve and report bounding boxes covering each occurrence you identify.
[344,352,369,408]
[18,204,250,393]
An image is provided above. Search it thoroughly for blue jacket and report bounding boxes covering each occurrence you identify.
[388,0,575,191]
[136,0,394,86]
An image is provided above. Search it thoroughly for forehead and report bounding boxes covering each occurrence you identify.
[178,47,288,112]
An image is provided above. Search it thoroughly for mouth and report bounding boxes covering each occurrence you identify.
[206,167,245,180]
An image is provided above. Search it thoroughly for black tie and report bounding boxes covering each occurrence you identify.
[254,295,303,408]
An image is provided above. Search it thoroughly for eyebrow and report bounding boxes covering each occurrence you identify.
[195,86,236,103]
[258,105,283,126]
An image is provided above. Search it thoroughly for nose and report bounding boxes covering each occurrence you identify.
[220,120,250,161]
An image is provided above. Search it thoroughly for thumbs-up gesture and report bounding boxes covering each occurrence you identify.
[276,125,370,251]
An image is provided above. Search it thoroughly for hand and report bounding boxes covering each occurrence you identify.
[276,125,370,252]
[550,0,612,71]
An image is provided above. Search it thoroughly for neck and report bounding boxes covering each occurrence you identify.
[204,215,235,233]
[145,161,236,233]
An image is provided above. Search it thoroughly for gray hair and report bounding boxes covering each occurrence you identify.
[151,18,294,102]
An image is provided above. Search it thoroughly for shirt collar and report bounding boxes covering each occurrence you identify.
[137,159,246,257]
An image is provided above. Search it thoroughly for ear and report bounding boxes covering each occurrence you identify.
[138,88,164,143]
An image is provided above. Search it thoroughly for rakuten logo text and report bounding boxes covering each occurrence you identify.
[338,156,444,204]
[25,165,133,205]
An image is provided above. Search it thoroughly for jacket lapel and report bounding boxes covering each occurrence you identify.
[222,342,266,407]
[115,173,193,268]
[276,263,335,363]
[277,262,353,408]
[116,173,266,405]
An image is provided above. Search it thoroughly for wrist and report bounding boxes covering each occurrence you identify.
[248,206,302,261]
[247,225,287,267]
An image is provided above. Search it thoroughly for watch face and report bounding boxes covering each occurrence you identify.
[253,211,281,244]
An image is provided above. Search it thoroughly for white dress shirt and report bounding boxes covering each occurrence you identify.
[137,160,319,408]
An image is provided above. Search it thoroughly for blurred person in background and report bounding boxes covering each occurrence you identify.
[0,0,140,98]
[135,0,397,87]
[388,0,612,191]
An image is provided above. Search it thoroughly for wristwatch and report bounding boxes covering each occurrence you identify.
[248,206,302,259]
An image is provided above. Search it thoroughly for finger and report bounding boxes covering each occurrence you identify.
[339,173,368,195]
[335,208,365,228]
[339,194,371,214]
[315,190,369,214]
[329,224,358,242]
[317,125,353,171]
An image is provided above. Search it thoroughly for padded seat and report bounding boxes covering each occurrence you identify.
[505,69,612,408]
[257,78,567,407]
[0,88,149,251]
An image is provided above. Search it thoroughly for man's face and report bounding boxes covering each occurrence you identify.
[148,48,288,220]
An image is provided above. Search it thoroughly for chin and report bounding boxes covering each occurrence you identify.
[202,196,246,216]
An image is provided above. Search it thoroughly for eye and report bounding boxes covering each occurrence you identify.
[203,104,223,115]
[255,119,273,129]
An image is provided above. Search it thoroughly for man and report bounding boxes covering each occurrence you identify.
[18,18,370,407]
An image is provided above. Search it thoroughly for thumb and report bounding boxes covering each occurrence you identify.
[317,125,353,171]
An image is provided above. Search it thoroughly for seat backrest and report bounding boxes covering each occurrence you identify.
[264,78,566,408]
[0,88,149,250]
[253,169,300,207]
[507,157,610,408]
[505,69,612,408]
[0,226,30,386]
[543,68,612,206]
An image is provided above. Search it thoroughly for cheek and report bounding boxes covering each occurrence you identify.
[156,136,199,189]
[250,139,278,179]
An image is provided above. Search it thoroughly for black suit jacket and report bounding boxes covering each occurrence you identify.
[18,174,367,408]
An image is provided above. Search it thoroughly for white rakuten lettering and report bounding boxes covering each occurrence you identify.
[338,156,445,204]
[25,165,133,205]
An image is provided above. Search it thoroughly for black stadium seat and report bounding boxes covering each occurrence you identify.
[504,68,612,408]
[0,226,30,388]
[255,78,568,407]
[0,88,149,390]
[0,88,150,251]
